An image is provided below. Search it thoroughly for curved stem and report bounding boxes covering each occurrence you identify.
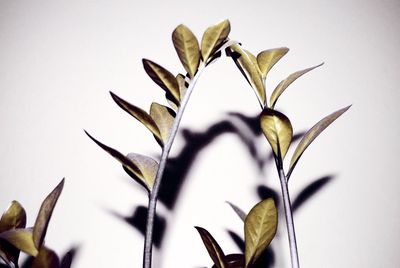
[143,65,205,268]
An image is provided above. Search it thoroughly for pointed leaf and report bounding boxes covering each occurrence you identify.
[176,73,188,100]
[0,201,26,233]
[288,106,350,178]
[126,153,158,191]
[172,24,201,78]
[201,20,231,62]
[195,227,227,268]
[256,47,289,79]
[260,108,293,160]
[109,92,163,145]
[31,247,60,268]
[0,228,38,256]
[142,59,180,103]
[244,199,277,267]
[60,247,78,268]
[226,201,246,222]
[33,179,64,249]
[270,63,323,109]
[150,103,176,144]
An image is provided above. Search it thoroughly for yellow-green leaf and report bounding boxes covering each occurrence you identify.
[172,24,201,78]
[288,106,351,178]
[110,92,163,146]
[270,63,323,109]
[230,44,265,106]
[260,108,293,160]
[0,228,38,257]
[244,199,277,267]
[142,59,180,103]
[201,19,231,63]
[31,247,60,268]
[195,227,227,268]
[126,153,158,191]
[150,103,176,144]
[33,179,64,249]
[0,201,26,233]
[256,47,289,79]
[176,73,188,100]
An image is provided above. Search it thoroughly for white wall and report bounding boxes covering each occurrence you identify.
[1,0,399,267]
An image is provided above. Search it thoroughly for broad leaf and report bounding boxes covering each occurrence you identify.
[195,227,227,268]
[0,201,26,233]
[172,24,201,78]
[270,63,323,109]
[256,47,289,79]
[142,59,180,103]
[126,153,158,191]
[244,199,277,267]
[288,106,350,178]
[0,228,38,257]
[31,247,60,268]
[260,108,293,160]
[226,201,246,222]
[150,103,176,144]
[33,179,64,249]
[109,92,163,146]
[201,20,231,63]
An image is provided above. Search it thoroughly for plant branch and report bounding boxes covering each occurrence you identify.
[143,65,205,268]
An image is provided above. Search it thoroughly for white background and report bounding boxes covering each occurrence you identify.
[1,0,399,267]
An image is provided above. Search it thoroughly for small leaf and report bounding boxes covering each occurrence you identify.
[230,44,265,106]
[195,227,227,268]
[60,247,78,268]
[226,201,246,222]
[33,179,64,249]
[110,92,163,146]
[244,199,278,267]
[150,103,176,144]
[256,47,289,79]
[84,131,154,192]
[142,59,180,103]
[201,20,231,63]
[172,24,201,78]
[288,106,350,178]
[31,247,60,268]
[270,63,323,109]
[176,73,188,100]
[0,201,26,233]
[126,153,158,191]
[260,108,293,160]
[0,228,38,257]
[212,254,244,268]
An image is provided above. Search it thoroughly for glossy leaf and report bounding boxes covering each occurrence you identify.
[126,153,158,191]
[0,201,26,233]
[244,199,277,267]
[150,103,176,144]
[142,59,180,103]
[0,228,38,256]
[201,20,231,63]
[33,179,64,249]
[270,63,323,109]
[109,92,163,145]
[226,201,246,222]
[31,247,60,268]
[195,227,227,268]
[288,106,350,178]
[260,108,293,160]
[256,47,289,79]
[230,44,265,106]
[172,24,201,78]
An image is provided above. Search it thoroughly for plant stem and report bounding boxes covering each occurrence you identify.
[278,167,300,268]
[143,65,205,268]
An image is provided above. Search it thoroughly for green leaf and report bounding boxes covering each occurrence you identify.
[33,179,64,249]
[142,59,180,103]
[172,24,201,78]
[176,73,188,101]
[201,20,231,63]
[195,227,227,268]
[0,201,26,233]
[0,228,38,257]
[226,201,246,222]
[31,247,60,268]
[126,153,158,191]
[109,91,163,146]
[288,106,351,178]
[260,108,293,160]
[270,63,323,109]
[85,131,154,192]
[150,102,176,144]
[244,199,277,267]
[256,47,289,79]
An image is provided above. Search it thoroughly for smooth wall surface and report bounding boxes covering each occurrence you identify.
[1,1,399,267]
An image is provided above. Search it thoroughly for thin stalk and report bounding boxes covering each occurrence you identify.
[277,166,300,268]
[143,65,205,268]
